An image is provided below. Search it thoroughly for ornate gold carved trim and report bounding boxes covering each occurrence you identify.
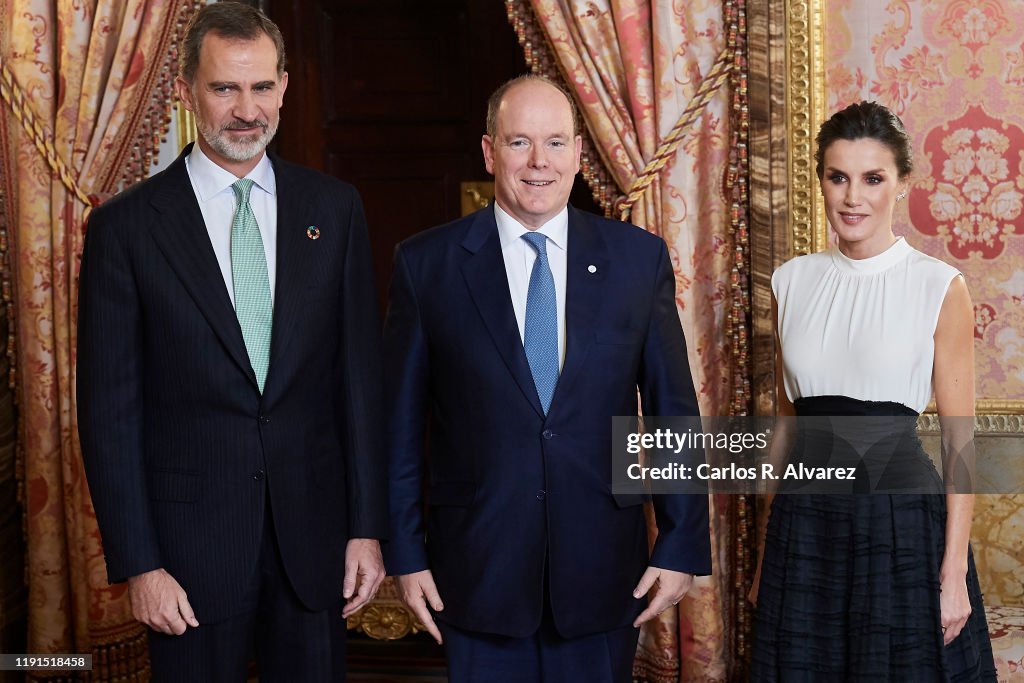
[975,400,1024,415]
[175,101,196,151]
[346,577,423,640]
[461,181,494,217]
[923,400,1024,416]
[917,414,1024,434]
[785,0,826,256]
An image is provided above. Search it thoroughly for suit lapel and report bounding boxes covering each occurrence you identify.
[265,157,315,392]
[550,207,608,411]
[147,146,258,389]
[460,207,545,418]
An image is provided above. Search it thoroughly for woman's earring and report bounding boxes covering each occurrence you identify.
[896,192,906,202]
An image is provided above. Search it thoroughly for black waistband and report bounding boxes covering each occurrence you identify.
[793,395,919,418]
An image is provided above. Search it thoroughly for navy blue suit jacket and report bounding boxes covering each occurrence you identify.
[384,205,711,639]
[77,145,387,622]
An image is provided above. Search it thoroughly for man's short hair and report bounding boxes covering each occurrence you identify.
[485,75,580,138]
[179,1,287,83]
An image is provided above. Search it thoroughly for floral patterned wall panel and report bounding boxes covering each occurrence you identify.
[824,0,1024,410]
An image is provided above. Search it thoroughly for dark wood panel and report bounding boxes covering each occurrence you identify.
[0,305,26,683]
[270,0,599,311]
[327,151,468,298]
[324,123,467,152]
[319,2,469,123]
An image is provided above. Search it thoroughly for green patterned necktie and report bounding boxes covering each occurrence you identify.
[230,178,272,393]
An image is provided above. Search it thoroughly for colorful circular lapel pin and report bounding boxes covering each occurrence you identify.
[306,225,321,240]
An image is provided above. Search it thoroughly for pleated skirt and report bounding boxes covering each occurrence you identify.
[751,492,996,681]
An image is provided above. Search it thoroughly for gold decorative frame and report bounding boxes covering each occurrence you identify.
[175,101,196,150]
[346,578,423,640]
[785,0,1021,414]
[785,0,827,257]
[973,399,1024,415]
[926,400,1024,415]
[461,181,494,216]
[918,415,1024,433]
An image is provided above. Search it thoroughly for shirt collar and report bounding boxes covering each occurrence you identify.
[185,143,277,202]
[494,203,568,253]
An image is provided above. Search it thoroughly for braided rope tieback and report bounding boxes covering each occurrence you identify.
[0,58,94,207]
[618,51,733,222]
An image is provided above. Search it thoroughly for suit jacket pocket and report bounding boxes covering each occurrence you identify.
[427,481,475,541]
[148,469,201,503]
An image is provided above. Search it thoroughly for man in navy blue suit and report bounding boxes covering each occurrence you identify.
[77,4,386,680]
[384,75,712,682]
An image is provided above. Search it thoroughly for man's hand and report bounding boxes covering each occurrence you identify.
[342,538,386,618]
[127,568,199,635]
[395,570,444,644]
[748,553,764,607]
[632,566,694,627]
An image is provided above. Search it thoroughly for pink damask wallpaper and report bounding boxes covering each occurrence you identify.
[824,0,1024,405]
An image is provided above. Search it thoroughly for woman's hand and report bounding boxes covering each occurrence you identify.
[939,569,971,645]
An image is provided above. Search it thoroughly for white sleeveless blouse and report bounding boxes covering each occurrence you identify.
[771,238,960,413]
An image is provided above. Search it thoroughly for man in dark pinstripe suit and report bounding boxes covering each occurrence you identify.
[76,4,386,680]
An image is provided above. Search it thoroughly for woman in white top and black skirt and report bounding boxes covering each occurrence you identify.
[750,101,996,681]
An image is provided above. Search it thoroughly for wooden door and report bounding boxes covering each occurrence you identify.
[269,0,599,306]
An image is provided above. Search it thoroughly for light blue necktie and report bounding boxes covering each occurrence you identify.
[231,178,272,393]
[521,232,559,414]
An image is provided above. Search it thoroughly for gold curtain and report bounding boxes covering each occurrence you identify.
[506,0,752,679]
[0,0,200,678]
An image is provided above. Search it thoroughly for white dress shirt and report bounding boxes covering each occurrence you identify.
[185,144,278,306]
[494,203,567,369]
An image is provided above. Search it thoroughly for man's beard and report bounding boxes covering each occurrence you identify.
[199,117,278,163]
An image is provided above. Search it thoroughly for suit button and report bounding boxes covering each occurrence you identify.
[252,470,265,481]
[536,490,546,500]
[542,430,554,440]
[259,415,270,425]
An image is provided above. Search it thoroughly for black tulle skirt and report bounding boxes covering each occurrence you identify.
[750,396,996,682]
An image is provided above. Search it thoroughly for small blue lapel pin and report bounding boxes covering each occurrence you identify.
[306,225,321,240]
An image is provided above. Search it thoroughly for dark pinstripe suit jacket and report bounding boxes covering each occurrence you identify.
[77,144,387,622]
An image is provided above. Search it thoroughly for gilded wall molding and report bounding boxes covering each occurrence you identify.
[175,101,196,150]
[924,400,1024,416]
[976,400,1024,415]
[918,414,1024,434]
[785,0,826,256]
